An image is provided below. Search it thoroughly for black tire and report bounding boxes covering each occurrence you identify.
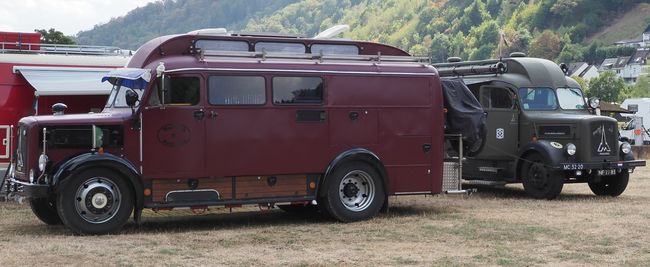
[29,197,62,225]
[588,170,629,197]
[521,154,565,200]
[321,161,385,222]
[56,168,133,235]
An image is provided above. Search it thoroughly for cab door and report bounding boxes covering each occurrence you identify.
[476,86,518,159]
[141,75,206,179]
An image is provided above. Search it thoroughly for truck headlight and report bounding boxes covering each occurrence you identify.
[621,142,632,154]
[29,169,35,183]
[566,143,576,156]
[588,97,600,109]
[38,154,49,172]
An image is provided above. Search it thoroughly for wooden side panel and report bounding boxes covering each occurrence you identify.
[236,175,307,199]
[152,177,232,202]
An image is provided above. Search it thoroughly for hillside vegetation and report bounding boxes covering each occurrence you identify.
[75,0,297,50]
[76,0,648,64]
[586,3,650,45]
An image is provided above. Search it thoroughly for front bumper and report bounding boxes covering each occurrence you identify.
[558,160,646,171]
[6,178,50,198]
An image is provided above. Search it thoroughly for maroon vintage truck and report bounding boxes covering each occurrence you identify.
[4,30,465,234]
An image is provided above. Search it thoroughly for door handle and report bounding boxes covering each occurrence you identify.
[194,109,205,120]
[2,138,6,146]
[422,143,432,153]
[209,111,218,119]
[349,111,359,121]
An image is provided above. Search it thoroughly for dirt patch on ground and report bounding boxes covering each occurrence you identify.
[2,169,650,266]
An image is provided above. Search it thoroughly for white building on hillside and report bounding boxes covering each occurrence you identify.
[615,24,650,48]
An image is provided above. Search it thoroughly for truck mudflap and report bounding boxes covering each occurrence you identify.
[557,160,646,171]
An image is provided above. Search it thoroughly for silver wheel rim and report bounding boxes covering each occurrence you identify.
[338,170,375,212]
[74,177,121,224]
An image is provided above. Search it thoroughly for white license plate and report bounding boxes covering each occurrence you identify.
[597,169,617,176]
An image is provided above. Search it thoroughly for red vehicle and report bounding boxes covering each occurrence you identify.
[5,30,464,234]
[0,31,129,171]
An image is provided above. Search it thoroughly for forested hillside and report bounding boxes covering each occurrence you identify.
[76,0,649,64]
[75,0,297,50]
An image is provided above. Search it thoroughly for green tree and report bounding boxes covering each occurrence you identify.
[35,28,75,45]
[572,75,589,94]
[588,71,625,102]
[528,30,562,60]
[457,0,490,34]
[557,43,583,63]
[621,73,650,100]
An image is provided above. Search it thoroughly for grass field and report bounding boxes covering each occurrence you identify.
[1,168,650,266]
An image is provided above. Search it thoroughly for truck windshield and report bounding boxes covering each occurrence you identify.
[556,88,586,110]
[105,84,145,108]
[518,87,558,110]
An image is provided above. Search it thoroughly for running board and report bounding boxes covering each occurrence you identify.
[444,189,476,195]
[462,180,507,186]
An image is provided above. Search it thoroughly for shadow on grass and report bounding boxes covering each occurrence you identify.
[126,208,332,234]
[466,184,620,201]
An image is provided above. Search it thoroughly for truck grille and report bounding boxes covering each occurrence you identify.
[590,121,617,157]
[16,125,27,172]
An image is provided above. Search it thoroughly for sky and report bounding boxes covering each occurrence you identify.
[0,0,158,36]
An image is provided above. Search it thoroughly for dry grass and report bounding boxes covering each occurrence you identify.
[2,169,650,266]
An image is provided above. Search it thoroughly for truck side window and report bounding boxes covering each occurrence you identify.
[255,42,306,53]
[164,77,200,106]
[480,87,513,109]
[209,76,265,105]
[518,87,558,110]
[273,77,324,105]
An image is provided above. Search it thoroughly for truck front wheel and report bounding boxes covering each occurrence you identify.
[588,170,629,197]
[322,162,385,222]
[29,197,61,225]
[521,154,564,200]
[56,168,133,235]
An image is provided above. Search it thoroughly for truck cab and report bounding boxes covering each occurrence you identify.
[435,55,645,199]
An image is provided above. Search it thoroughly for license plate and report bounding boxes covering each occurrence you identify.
[597,169,617,176]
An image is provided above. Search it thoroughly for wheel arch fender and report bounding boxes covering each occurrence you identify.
[515,140,567,180]
[51,152,144,221]
[320,148,389,198]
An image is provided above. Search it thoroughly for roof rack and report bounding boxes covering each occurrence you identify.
[0,42,127,56]
[431,59,507,77]
[199,49,430,65]
[229,32,305,39]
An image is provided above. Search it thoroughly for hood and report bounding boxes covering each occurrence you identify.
[524,111,617,125]
[19,110,131,127]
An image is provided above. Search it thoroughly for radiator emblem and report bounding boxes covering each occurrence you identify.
[593,125,611,154]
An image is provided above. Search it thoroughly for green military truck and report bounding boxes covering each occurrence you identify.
[434,54,645,199]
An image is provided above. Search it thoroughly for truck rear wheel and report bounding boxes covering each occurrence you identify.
[322,162,385,222]
[588,170,629,197]
[29,197,62,225]
[521,154,564,200]
[56,168,133,235]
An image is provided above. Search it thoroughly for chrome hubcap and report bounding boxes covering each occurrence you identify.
[338,170,375,212]
[74,177,120,224]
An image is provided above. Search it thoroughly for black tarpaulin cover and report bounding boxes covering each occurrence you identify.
[441,78,486,155]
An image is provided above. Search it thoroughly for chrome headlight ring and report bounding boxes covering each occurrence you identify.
[621,142,632,154]
[566,143,576,156]
[38,154,49,172]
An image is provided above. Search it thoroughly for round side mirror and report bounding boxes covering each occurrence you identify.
[125,90,139,107]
